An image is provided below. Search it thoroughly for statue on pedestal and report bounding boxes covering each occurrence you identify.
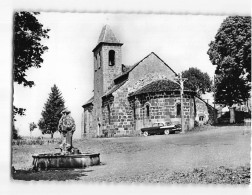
[58,109,76,154]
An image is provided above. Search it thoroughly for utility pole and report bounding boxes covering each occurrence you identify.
[213,75,216,110]
[213,75,218,124]
[175,74,187,133]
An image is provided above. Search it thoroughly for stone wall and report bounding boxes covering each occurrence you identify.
[83,104,95,138]
[101,89,195,136]
[102,84,135,137]
[93,43,122,136]
[130,92,195,133]
[99,44,122,93]
[81,112,84,138]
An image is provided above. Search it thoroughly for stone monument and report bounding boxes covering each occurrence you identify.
[32,109,100,171]
[58,109,76,154]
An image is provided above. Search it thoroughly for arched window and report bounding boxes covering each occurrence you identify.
[99,51,102,68]
[199,115,204,121]
[97,52,101,69]
[146,104,150,117]
[94,54,97,71]
[133,104,136,119]
[109,50,115,66]
[176,103,181,116]
[107,104,111,124]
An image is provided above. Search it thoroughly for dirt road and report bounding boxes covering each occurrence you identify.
[12,125,251,183]
[78,125,250,182]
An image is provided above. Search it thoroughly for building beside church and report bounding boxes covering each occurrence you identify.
[82,25,216,138]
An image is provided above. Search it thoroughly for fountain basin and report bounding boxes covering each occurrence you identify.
[32,153,100,171]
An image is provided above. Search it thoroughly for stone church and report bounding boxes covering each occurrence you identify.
[82,25,216,138]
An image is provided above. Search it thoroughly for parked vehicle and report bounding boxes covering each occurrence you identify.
[141,122,182,136]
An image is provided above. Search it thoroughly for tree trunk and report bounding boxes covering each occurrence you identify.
[51,132,54,139]
[229,107,236,124]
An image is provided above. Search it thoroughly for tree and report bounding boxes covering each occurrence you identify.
[207,16,251,123]
[12,125,21,140]
[38,118,46,133]
[12,107,26,139]
[182,67,212,96]
[29,122,37,137]
[13,12,50,125]
[14,11,50,87]
[13,107,26,122]
[38,85,66,138]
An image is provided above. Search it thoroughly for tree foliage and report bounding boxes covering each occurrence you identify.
[208,16,251,107]
[12,125,22,140]
[214,74,250,106]
[38,85,65,138]
[13,106,26,121]
[14,11,50,87]
[182,67,212,96]
[13,12,50,124]
[29,122,37,132]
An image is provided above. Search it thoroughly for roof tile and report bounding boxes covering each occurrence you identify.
[129,79,181,96]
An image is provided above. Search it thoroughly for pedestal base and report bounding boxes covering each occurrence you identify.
[32,153,100,171]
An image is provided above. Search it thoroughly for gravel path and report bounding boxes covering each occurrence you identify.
[12,125,251,183]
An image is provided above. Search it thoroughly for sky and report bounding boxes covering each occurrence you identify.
[13,12,227,138]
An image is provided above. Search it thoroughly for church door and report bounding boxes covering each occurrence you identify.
[97,123,101,136]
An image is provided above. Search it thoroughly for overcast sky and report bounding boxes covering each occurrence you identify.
[13,12,227,138]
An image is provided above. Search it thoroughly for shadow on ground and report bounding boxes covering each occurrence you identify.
[213,123,247,127]
[12,168,93,181]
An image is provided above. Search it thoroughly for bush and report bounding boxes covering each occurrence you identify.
[194,121,199,127]
[219,111,251,124]
[12,125,22,140]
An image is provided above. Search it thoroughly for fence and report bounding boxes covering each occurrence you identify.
[12,138,61,146]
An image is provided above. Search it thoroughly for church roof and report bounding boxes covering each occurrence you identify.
[93,25,123,52]
[82,96,94,108]
[129,79,191,96]
[114,52,178,83]
[103,79,128,98]
[98,25,121,44]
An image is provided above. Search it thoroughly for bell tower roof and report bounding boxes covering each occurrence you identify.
[98,25,120,44]
[93,25,123,52]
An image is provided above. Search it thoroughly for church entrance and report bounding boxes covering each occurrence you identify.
[97,123,101,136]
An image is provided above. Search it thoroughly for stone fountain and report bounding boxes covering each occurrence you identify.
[32,149,100,171]
[32,109,100,171]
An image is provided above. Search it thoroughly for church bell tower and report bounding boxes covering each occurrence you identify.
[92,25,123,135]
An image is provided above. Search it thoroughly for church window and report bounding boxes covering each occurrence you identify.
[99,51,102,68]
[176,103,181,116]
[146,104,150,117]
[94,54,97,71]
[109,50,115,66]
[97,52,101,69]
[107,104,111,124]
[133,105,136,119]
